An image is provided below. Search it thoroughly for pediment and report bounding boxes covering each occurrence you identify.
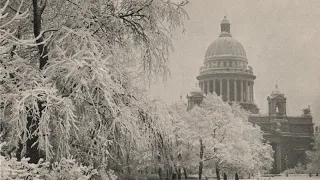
[268,94,286,100]
[188,92,204,98]
[192,92,204,97]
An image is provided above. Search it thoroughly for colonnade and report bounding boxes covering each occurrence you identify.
[199,78,254,103]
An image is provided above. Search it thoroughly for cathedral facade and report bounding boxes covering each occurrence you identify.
[187,17,314,174]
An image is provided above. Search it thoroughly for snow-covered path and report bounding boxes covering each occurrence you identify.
[269,177,319,180]
[241,176,320,180]
[202,175,320,180]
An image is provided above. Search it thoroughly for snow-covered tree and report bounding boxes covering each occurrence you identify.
[1,0,188,178]
[187,93,273,179]
[230,104,274,175]
[170,100,198,179]
[306,130,320,173]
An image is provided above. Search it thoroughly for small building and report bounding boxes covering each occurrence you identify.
[187,16,314,174]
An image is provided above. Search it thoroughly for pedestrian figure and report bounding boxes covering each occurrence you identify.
[235,173,239,180]
[223,173,227,180]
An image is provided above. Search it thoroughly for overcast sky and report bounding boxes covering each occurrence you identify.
[151,0,320,125]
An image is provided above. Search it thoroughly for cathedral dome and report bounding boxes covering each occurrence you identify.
[205,36,247,59]
[204,16,247,61]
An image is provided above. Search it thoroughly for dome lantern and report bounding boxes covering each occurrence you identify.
[221,16,230,33]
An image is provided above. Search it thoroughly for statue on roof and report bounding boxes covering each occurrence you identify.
[301,105,312,117]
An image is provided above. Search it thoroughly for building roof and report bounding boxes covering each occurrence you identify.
[187,83,204,97]
[188,86,203,96]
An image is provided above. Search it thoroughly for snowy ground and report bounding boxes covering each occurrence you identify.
[247,177,320,180]
[268,177,319,180]
[241,175,320,180]
[201,175,320,180]
[189,174,320,180]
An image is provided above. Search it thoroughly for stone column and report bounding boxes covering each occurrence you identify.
[207,80,210,94]
[227,79,230,102]
[234,80,237,102]
[251,82,254,103]
[244,80,248,102]
[276,144,282,173]
[251,82,253,102]
[220,79,223,97]
[209,80,213,93]
[240,80,243,102]
[204,81,207,94]
[212,79,216,94]
[247,81,251,102]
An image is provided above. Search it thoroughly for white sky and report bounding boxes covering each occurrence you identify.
[150,0,320,125]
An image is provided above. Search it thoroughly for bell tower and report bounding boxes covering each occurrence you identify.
[187,83,204,111]
[267,83,287,116]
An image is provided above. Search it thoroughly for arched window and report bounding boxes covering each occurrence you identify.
[224,62,227,67]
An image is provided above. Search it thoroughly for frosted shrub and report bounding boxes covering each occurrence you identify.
[0,142,102,180]
[0,155,118,180]
[283,163,306,174]
[0,156,99,179]
[44,158,98,180]
[306,131,320,173]
[0,155,49,179]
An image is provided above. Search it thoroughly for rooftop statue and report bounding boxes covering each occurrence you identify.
[301,106,312,117]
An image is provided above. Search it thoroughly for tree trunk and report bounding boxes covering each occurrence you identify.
[32,0,48,70]
[170,167,174,180]
[223,173,227,180]
[17,0,48,163]
[177,168,181,180]
[216,167,221,180]
[126,151,131,174]
[17,103,45,163]
[198,139,204,179]
[183,168,188,179]
[158,168,163,180]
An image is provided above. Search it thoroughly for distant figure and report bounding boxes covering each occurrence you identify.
[235,173,239,180]
[223,173,227,180]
